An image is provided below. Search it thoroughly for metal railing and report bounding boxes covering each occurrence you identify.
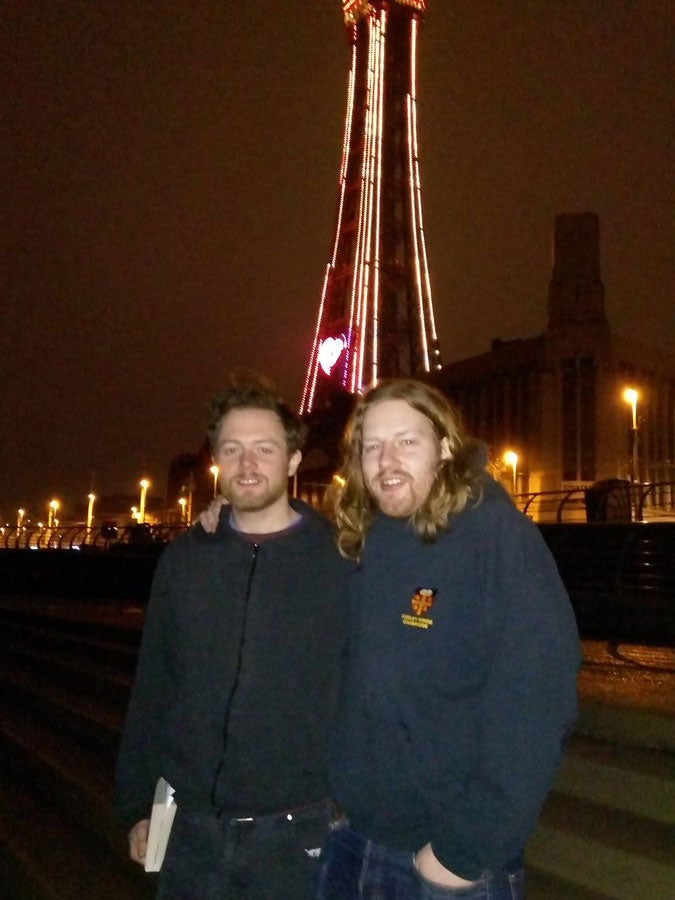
[515,481,675,524]
[519,489,586,523]
[0,523,188,551]
[2,481,674,550]
[635,481,675,521]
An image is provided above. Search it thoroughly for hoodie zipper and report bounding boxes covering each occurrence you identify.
[211,542,260,811]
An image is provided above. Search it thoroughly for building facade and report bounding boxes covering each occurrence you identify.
[431,213,675,496]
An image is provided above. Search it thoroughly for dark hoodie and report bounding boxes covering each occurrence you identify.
[115,500,348,829]
[329,475,580,879]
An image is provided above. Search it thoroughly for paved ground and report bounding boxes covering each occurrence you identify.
[2,595,674,713]
[579,641,675,714]
[2,595,674,753]
[0,596,672,898]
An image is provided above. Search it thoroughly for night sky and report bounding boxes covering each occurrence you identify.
[2,1,673,518]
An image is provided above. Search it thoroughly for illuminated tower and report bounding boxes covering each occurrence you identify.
[300,0,441,414]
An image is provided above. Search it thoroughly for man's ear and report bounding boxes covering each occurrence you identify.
[440,437,452,461]
[288,449,302,477]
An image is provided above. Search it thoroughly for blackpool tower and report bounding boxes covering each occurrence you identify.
[300,0,441,415]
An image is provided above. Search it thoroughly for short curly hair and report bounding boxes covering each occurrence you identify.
[207,375,307,456]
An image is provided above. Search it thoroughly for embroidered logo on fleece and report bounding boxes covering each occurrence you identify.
[401,587,437,630]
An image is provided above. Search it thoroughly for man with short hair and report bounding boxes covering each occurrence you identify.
[315,379,580,900]
[115,378,347,899]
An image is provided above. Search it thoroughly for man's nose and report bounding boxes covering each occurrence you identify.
[239,447,258,469]
[378,441,398,468]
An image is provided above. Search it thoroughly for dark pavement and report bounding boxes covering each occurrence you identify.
[0,597,673,898]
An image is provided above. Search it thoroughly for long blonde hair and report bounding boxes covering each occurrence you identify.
[332,379,485,560]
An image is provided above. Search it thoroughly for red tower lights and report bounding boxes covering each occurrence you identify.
[301,0,440,414]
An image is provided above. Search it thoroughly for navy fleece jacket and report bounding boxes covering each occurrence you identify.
[329,479,580,879]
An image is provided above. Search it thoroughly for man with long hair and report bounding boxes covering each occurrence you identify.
[315,378,580,900]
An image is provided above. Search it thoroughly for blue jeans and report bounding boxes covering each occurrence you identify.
[313,825,525,900]
[157,799,337,899]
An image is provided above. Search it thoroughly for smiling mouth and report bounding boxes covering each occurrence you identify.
[380,474,407,489]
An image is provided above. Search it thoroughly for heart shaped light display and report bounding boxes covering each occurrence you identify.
[318,336,346,376]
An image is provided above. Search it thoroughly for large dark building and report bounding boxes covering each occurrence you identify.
[431,213,675,496]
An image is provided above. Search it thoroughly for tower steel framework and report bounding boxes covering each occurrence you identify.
[300,0,441,414]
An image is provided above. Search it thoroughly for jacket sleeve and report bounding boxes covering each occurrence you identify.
[113,544,182,829]
[430,509,581,879]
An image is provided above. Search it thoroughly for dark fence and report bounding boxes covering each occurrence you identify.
[539,523,675,645]
[0,546,161,604]
[0,523,672,644]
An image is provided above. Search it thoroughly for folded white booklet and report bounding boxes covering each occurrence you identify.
[145,777,177,872]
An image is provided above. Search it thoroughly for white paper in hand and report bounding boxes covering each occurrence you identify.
[145,777,177,872]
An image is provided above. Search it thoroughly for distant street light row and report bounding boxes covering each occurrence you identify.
[10,387,643,524]
[12,466,221,531]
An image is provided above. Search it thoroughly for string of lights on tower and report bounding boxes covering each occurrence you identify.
[300,0,441,414]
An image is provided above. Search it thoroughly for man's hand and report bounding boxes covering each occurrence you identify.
[414,843,479,889]
[128,818,150,865]
[198,496,227,533]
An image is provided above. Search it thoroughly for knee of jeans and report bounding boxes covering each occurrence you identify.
[314,826,365,895]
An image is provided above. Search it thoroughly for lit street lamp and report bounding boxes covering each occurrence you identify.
[17,508,25,531]
[139,478,150,524]
[48,498,59,528]
[86,493,96,529]
[622,387,639,482]
[178,496,187,525]
[503,450,519,495]
[182,473,195,525]
[210,464,219,499]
